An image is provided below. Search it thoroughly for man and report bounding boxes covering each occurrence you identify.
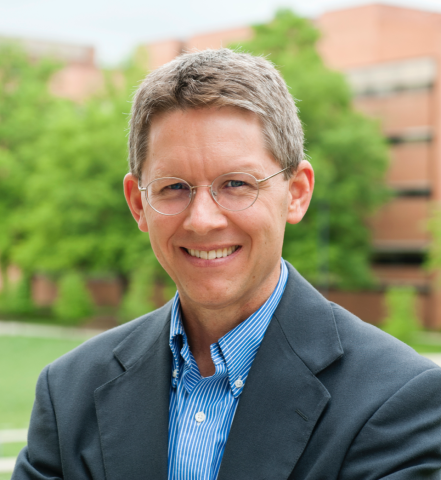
[13,49,441,480]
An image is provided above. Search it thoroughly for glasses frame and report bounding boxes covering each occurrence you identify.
[138,166,291,216]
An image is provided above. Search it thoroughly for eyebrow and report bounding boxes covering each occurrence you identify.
[149,167,267,183]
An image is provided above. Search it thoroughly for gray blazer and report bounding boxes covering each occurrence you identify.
[12,262,441,479]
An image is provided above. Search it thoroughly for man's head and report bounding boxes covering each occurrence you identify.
[124,49,314,317]
[128,48,304,181]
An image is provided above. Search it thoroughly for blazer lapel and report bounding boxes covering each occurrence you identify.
[218,263,344,480]
[94,303,173,480]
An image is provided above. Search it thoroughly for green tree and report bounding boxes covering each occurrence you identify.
[231,10,389,288]
[0,43,60,279]
[10,59,159,279]
[1,47,172,321]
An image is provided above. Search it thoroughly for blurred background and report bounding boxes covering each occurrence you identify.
[2,0,441,476]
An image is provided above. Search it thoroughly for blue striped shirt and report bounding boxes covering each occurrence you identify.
[167,260,288,480]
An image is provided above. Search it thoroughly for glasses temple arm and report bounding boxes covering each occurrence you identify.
[257,166,291,184]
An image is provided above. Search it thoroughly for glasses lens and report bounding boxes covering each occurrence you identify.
[212,173,259,211]
[146,177,191,215]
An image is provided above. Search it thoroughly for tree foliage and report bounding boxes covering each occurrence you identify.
[231,10,390,288]
[0,46,168,319]
[0,44,60,274]
[2,50,164,281]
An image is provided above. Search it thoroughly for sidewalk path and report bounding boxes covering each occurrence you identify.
[424,353,441,367]
[0,320,106,340]
[0,457,16,473]
[0,429,27,443]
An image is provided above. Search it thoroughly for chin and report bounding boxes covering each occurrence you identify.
[183,285,240,308]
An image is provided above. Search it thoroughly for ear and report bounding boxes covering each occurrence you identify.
[286,160,315,225]
[123,173,149,232]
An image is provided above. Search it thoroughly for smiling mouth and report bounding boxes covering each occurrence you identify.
[184,246,240,259]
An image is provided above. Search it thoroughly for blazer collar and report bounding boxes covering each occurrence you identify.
[113,300,173,370]
[276,261,343,375]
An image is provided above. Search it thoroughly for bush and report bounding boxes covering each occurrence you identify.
[119,267,156,323]
[119,255,176,323]
[53,272,94,324]
[381,286,420,344]
[0,275,35,317]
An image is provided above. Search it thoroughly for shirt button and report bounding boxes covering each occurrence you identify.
[195,411,206,423]
[172,369,178,378]
[234,379,244,389]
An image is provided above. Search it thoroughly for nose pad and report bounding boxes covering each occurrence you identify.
[191,186,217,204]
[183,184,228,233]
[189,185,221,214]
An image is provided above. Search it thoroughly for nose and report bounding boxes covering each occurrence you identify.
[182,186,228,235]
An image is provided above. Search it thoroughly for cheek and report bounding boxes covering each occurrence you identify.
[145,216,175,257]
[237,209,281,245]
[253,204,287,244]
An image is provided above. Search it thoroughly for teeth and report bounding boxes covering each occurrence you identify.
[187,246,238,259]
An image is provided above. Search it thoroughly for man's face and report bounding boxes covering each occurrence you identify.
[130,107,310,314]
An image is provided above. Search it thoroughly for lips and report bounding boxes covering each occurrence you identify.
[185,246,240,259]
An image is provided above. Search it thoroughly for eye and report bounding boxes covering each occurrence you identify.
[225,180,246,188]
[166,182,189,191]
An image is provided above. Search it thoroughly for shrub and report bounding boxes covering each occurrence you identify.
[119,267,155,323]
[0,275,35,317]
[381,286,420,344]
[53,272,94,324]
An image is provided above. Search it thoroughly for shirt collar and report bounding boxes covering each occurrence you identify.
[169,259,289,397]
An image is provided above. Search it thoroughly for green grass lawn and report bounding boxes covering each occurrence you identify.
[0,442,26,457]
[410,343,441,354]
[0,474,12,480]
[0,336,84,430]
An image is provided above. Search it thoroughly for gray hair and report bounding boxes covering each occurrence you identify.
[129,48,304,179]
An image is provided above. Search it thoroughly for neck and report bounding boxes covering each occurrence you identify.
[178,263,281,377]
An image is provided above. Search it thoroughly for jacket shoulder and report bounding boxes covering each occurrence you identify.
[329,301,439,377]
[48,300,172,388]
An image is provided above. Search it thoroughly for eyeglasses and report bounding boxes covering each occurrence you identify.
[138,167,290,216]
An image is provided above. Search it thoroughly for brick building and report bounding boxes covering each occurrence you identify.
[0,36,103,102]
[142,3,441,328]
[316,4,441,328]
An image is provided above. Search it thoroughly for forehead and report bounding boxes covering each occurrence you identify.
[143,107,276,180]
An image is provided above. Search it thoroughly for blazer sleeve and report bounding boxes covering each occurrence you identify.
[339,366,441,480]
[11,365,63,480]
